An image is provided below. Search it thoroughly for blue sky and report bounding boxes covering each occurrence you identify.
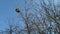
[0,0,25,31]
[0,0,58,32]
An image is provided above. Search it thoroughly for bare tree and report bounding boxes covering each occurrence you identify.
[1,0,60,34]
[16,0,60,34]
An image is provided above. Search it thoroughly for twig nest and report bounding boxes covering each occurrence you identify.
[15,8,20,13]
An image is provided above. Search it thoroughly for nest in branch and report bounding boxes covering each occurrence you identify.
[15,8,20,13]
